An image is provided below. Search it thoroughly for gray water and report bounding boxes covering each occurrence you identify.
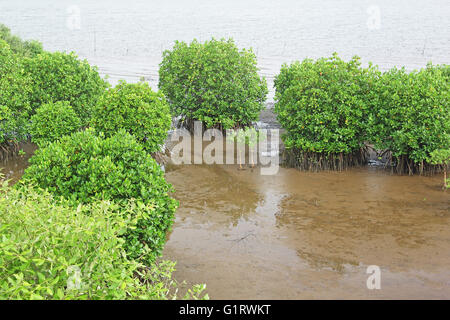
[1,0,449,100]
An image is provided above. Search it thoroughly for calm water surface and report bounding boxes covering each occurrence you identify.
[163,164,450,299]
[2,142,449,299]
[1,0,449,99]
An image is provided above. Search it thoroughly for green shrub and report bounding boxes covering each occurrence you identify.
[0,24,43,58]
[29,101,81,147]
[428,63,450,80]
[428,149,450,189]
[20,129,178,263]
[274,53,375,170]
[0,40,32,146]
[368,64,450,174]
[92,81,171,153]
[23,51,109,124]
[0,182,207,300]
[159,38,268,130]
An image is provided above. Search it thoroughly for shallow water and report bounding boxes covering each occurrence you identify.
[0,143,36,183]
[1,0,449,100]
[163,164,450,299]
[1,143,449,299]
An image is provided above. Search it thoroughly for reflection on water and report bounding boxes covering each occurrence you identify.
[164,165,450,299]
[165,165,262,228]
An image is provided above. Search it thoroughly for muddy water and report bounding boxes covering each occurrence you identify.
[1,143,449,299]
[0,143,36,183]
[163,164,450,299]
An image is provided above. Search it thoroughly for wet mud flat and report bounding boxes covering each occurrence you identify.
[163,164,450,299]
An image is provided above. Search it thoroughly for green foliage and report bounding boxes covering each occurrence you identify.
[427,63,450,80]
[274,53,374,154]
[429,149,450,189]
[20,129,178,263]
[227,126,262,167]
[23,51,109,124]
[92,81,171,153]
[368,64,450,165]
[429,149,450,166]
[0,24,43,57]
[159,38,268,130]
[274,54,449,173]
[0,182,207,300]
[0,40,32,144]
[227,126,261,147]
[29,101,81,147]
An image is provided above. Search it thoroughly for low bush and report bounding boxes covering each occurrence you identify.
[0,182,207,300]
[29,101,81,147]
[159,38,268,130]
[428,149,450,189]
[0,40,32,150]
[23,51,108,124]
[274,53,375,170]
[368,64,450,174]
[0,24,43,57]
[20,129,178,263]
[92,81,171,153]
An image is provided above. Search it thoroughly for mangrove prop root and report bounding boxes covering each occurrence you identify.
[0,141,20,162]
[283,148,368,172]
[385,153,447,176]
[283,147,448,175]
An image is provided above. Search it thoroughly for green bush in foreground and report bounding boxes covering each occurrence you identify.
[0,40,32,145]
[20,129,178,263]
[368,64,450,174]
[23,51,108,124]
[0,24,43,58]
[159,38,268,130]
[92,81,171,153]
[29,101,81,147]
[0,182,207,300]
[274,53,374,170]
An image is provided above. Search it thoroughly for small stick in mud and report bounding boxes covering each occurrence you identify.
[228,231,255,242]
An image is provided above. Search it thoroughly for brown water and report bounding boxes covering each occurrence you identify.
[163,164,450,299]
[0,143,36,183]
[1,145,449,299]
